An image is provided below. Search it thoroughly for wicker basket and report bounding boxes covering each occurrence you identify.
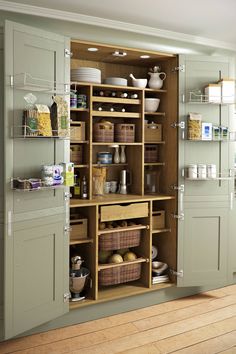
[70,145,83,164]
[94,122,114,142]
[99,229,141,251]
[70,122,85,141]
[115,123,135,143]
[144,145,158,163]
[99,263,141,286]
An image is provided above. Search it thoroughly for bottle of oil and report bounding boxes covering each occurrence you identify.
[80,176,88,199]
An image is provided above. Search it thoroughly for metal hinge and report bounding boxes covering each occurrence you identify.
[172,64,185,73]
[170,184,184,192]
[64,225,72,233]
[170,269,184,277]
[63,292,70,303]
[65,49,73,58]
[171,121,185,129]
[64,192,71,201]
[171,213,184,221]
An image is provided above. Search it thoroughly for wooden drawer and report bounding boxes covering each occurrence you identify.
[70,218,88,241]
[100,202,149,222]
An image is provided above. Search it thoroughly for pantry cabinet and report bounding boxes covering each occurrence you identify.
[2,20,236,340]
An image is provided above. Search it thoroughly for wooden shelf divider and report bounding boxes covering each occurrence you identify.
[70,238,93,245]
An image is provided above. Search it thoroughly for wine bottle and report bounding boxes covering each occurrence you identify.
[130,93,138,99]
[117,92,128,98]
[80,176,88,199]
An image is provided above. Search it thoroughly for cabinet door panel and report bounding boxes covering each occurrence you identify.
[5,218,68,339]
[178,207,228,287]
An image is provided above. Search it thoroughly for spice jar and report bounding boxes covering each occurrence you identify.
[197,164,207,179]
[207,164,217,179]
[187,164,198,179]
[70,91,77,108]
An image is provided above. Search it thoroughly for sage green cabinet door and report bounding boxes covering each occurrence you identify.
[4,217,69,339]
[4,21,70,339]
[177,206,228,287]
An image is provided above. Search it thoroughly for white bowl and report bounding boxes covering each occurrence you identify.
[104,77,127,86]
[145,98,160,112]
[152,261,163,269]
[131,78,147,88]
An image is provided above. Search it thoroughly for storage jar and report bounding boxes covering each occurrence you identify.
[197,164,207,179]
[207,164,217,179]
[187,164,197,179]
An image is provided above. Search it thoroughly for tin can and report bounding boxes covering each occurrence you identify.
[198,164,207,179]
[77,94,87,109]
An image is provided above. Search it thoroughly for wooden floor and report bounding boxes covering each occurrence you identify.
[1,285,236,354]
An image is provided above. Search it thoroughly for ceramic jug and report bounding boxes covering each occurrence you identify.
[148,71,166,89]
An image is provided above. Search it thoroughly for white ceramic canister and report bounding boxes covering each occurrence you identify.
[198,164,207,179]
[187,164,198,179]
[207,164,217,179]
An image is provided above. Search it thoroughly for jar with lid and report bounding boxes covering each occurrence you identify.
[207,164,217,179]
[187,164,198,179]
[197,164,207,179]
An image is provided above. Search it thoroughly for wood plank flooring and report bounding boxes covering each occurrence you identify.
[0,284,236,354]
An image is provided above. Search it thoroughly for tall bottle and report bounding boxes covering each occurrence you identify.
[80,176,88,199]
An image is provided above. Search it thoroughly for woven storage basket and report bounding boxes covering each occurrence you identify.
[144,145,158,163]
[94,122,114,142]
[99,229,141,251]
[99,263,141,286]
[145,123,162,142]
[115,123,135,143]
[70,122,85,141]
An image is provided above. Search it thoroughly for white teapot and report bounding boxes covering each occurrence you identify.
[148,66,166,89]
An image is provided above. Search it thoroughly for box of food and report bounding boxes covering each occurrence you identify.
[60,162,74,186]
[187,112,202,140]
[50,96,69,137]
[218,79,235,103]
[35,104,52,137]
[205,84,221,103]
[202,122,212,141]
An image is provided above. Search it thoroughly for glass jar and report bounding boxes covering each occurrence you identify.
[207,164,217,179]
[198,164,207,179]
[187,164,198,179]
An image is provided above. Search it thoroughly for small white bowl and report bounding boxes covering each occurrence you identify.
[152,261,163,269]
[104,77,127,86]
[145,98,160,112]
[131,78,147,88]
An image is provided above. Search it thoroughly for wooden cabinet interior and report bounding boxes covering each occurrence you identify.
[69,40,178,308]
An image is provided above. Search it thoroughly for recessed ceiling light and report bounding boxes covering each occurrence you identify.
[88,47,98,52]
[140,55,150,59]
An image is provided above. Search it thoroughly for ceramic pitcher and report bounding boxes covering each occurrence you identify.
[148,71,166,89]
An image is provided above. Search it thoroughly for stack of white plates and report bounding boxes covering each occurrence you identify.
[71,67,101,83]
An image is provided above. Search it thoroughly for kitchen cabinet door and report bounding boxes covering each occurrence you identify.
[3,20,70,339]
[177,205,228,287]
[177,55,234,287]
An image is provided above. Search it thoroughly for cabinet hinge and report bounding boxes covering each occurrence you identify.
[171,121,185,129]
[63,292,70,303]
[64,225,72,233]
[171,213,184,221]
[172,64,185,72]
[170,184,184,192]
[170,269,183,277]
[64,192,71,201]
[65,49,73,58]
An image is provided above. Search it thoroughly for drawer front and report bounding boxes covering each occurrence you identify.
[100,202,149,222]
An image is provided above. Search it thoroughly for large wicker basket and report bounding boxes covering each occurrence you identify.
[99,263,141,286]
[99,229,141,251]
[115,123,135,142]
[93,122,114,142]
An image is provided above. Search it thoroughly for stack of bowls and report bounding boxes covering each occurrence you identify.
[71,67,101,83]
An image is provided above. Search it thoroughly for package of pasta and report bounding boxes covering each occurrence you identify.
[50,96,69,137]
[35,104,52,137]
[187,112,202,140]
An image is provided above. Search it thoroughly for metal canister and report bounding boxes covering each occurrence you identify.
[77,94,87,109]
[70,91,77,108]
[198,164,207,179]
[187,164,198,179]
[207,164,217,179]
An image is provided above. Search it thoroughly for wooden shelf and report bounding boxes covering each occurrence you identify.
[98,257,147,271]
[145,88,167,93]
[145,141,165,144]
[70,194,175,207]
[144,162,165,166]
[70,140,89,144]
[152,228,171,234]
[70,108,89,112]
[70,238,93,245]
[70,121,87,125]
[92,96,141,105]
[93,142,142,146]
[92,111,140,118]
[92,163,128,167]
[74,164,89,168]
[144,112,165,116]
[98,224,148,235]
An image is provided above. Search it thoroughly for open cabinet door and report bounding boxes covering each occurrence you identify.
[177,54,234,287]
[4,21,70,339]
